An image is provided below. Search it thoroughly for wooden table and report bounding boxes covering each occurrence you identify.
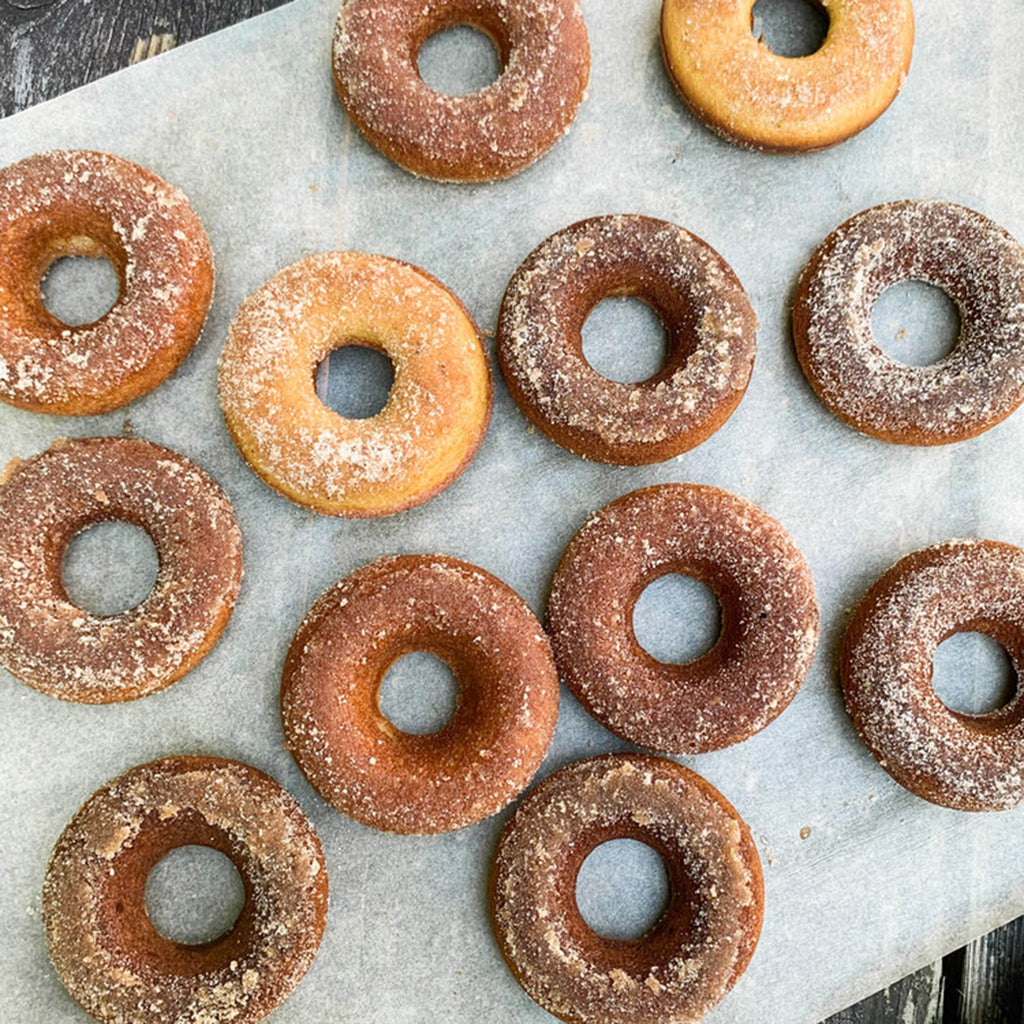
[2,2,1022,1021]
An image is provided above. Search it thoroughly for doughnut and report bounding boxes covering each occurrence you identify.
[842,539,1024,812]
[794,200,1024,445]
[281,554,559,834]
[490,753,764,1024]
[0,436,242,703]
[219,251,492,518]
[547,484,819,754]
[496,215,758,466]
[332,0,590,182]
[660,0,914,152]
[0,149,214,415]
[43,755,328,1024]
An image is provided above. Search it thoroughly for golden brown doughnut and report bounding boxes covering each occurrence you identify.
[0,150,214,415]
[43,756,328,1024]
[794,200,1024,445]
[496,215,758,466]
[0,436,242,704]
[218,251,492,518]
[660,0,914,152]
[281,554,559,834]
[547,484,819,753]
[332,0,590,182]
[842,539,1024,812]
[490,754,764,1024]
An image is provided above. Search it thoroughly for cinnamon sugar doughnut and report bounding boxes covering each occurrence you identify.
[332,0,590,182]
[490,754,764,1024]
[842,540,1024,812]
[218,251,492,517]
[281,554,559,834]
[0,150,214,415]
[794,200,1024,445]
[497,216,758,466]
[548,485,819,754]
[660,0,914,152]
[43,756,328,1024]
[0,436,242,703]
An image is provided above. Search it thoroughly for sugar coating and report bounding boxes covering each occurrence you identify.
[794,200,1024,444]
[281,554,559,834]
[490,754,763,1024]
[0,437,243,703]
[842,539,1024,812]
[548,484,819,754]
[218,251,492,517]
[333,0,590,181]
[0,149,213,414]
[497,215,758,465]
[661,0,914,152]
[43,756,328,1024]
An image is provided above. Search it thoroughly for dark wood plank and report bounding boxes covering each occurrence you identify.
[3,3,1024,1023]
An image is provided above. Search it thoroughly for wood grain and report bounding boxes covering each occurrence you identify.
[2,2,1024,1022]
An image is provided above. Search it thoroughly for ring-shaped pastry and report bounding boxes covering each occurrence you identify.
[0,150,214,415]
[497,215,758,465]
[218,251,492,517]
[0,436,243,704]
[793,200,1024,445]
[332,0,590,181]
[281,554,560,834]
[547,484,819,753]
[43,756,328,1024]
[660,0,914,151]
[842,539,1024,812]
[490,753,764,1024]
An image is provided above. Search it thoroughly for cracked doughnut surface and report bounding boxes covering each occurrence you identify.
[497,215,758,465]
[281,554,559,833]
[842,539,1024,812]
[43,756,328,1024]
[0,149,213,415]
[490,753,763,1024]
[547,484,819,753]
[660,0,914,151]
[332,0,590,181]
[0,436,242,704]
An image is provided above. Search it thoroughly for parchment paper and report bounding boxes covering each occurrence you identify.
[2,1,1024,1020]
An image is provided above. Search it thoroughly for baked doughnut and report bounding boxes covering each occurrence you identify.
[0,436,242,703]
[332,0,590,182]
[219,251,492,517]
[491,753,764,1024]
[496,215,758,465]
[794,200,1024,445]
[660,0,914,151]
[547,484,818,753]
[43,755,328,1024]
[281,554,559,834]
[842,539,1024,812]
[0,149,214,415]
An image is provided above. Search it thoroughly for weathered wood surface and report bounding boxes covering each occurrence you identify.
[1,2,1022,1022]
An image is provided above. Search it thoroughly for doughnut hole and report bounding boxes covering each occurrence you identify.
[751,0,830,58]
[378,651,461,735]
[417,23,503,95]
[40,254,121,327]
[932,631,1018,716]
[582,297,669,384]
[871,280,962,367]
[633,573,722,664]
[62,521,160,617]
[145,845,246,945]
[575,838,671,941]
[316,342,395,420]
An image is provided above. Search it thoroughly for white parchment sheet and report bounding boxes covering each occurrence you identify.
[2,1,1024,1021]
